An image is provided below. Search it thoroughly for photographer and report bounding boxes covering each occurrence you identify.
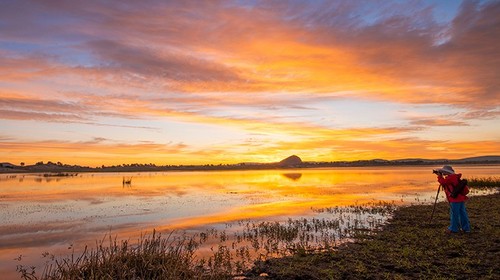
[434,165,470,234]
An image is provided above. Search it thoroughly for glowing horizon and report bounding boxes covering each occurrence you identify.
[1,0,499,167]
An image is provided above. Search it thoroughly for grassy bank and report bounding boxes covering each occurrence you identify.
[249,192,500,279]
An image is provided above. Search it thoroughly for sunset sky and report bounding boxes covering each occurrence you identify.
[0,0,499,166]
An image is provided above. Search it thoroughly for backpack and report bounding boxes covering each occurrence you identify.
[450,178,468,198]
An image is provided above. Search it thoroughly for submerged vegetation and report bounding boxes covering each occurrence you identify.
[42,173,78,177]
[16,177,499,280]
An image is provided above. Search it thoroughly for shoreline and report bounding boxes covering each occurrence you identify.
[246,191,500,279]
[2,162,500,174]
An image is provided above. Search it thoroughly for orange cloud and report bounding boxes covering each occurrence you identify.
[409,118,468,127]
[71,0,497,108]
[3,1,494,107]
[0,1,498,165]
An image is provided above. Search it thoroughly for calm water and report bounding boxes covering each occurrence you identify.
[1,165,498,278]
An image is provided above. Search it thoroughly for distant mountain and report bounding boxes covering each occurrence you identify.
[279,155,303,167]
[456,156,500,162]
[0,162,15,168]
[392,158,442,162]
[386,156,500,164]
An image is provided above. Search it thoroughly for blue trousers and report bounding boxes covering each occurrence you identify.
[449,202,470,232]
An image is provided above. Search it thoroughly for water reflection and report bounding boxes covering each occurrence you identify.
[281,172,302,181]
[0,166,498,278]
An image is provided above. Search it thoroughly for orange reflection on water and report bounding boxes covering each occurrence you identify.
[1,166,498,278]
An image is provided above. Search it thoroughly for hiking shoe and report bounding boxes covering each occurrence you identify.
[445,229,458,234]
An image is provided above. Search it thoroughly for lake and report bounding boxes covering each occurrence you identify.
[1,165,498,278]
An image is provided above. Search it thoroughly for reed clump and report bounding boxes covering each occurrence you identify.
[467,176,500,188]
[18,231,232,280]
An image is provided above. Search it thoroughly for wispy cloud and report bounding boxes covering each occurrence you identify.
[409,118,469,127]
[0,0,498,164]
[462,109,500,120]
[85,39,243,84]
[0,138,187,154]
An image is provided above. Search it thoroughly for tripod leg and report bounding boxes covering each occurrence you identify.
[429,185,441,223]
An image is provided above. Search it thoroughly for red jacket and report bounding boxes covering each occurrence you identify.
[437,173,469,203]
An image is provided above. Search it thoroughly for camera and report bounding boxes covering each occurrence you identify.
[432,169,441,175]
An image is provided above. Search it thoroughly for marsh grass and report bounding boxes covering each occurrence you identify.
[467,176,500,188]
[17,231,232,280]
[17,202,395,280]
